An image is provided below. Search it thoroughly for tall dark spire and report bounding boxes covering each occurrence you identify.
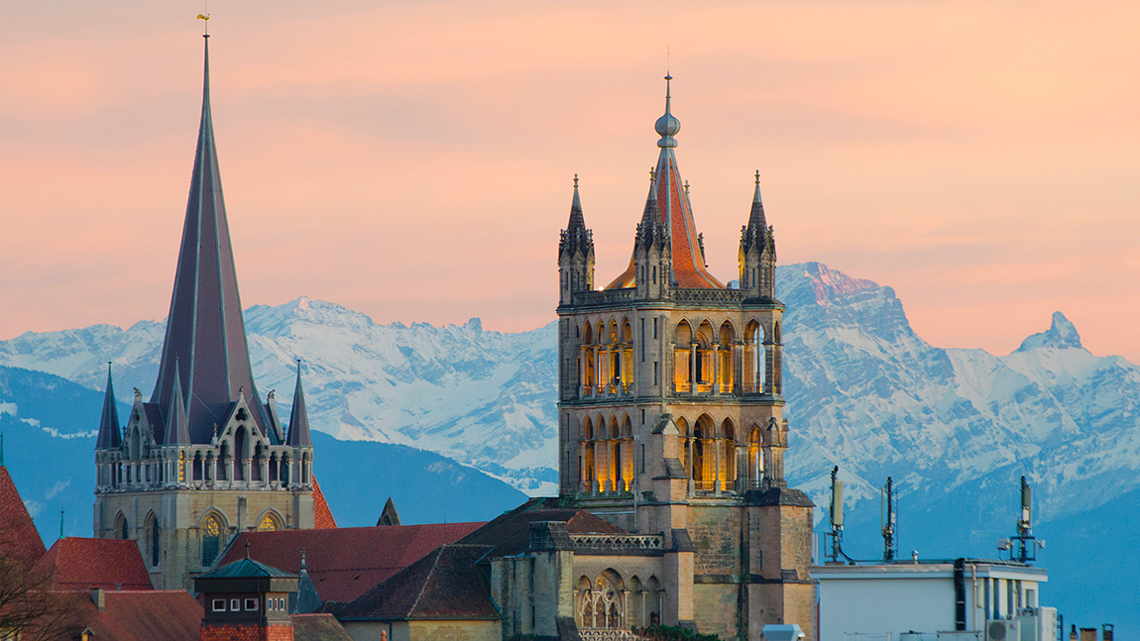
[150,35,266,443]
[96,364,122,450]
[286,362,312,447]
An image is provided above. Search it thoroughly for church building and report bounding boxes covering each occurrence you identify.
[92,34,327,591]
[551,75,816,639]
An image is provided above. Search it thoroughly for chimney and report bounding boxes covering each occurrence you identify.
[91,588,105,612]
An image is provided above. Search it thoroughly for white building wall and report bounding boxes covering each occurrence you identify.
[818,575,956,641]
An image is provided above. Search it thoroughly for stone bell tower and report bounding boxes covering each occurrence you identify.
[93,35,320,591]
[556,75,815,639]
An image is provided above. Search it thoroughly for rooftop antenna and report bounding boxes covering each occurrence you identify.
[824,466,854,564]
[59,510,65,540]
[881,476,897,562]
[1000,476,1044,563]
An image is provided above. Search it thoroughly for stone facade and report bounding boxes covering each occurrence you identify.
[549,76,816,640]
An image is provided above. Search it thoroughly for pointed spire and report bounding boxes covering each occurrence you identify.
[96,363,122,450]
[567,173,585,231]
[605,76,723,290]
[749,170,767,231]
[164,359,191,446]
[287,361,312,447]
[377,497,402,526]
[741,170,770,256]
[150,34,267,444]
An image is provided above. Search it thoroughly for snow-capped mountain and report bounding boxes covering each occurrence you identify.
[0,300,559,494]
[779,262,1140,529]
[2,262,1137,523]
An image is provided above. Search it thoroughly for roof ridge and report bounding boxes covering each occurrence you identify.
[406,545,446,616]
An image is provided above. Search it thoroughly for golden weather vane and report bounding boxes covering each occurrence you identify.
[197,13,210,36]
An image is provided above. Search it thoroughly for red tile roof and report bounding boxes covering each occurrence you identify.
[312,476,337,529]
[291,613,355,640]
[217,522,484,604]
[34,537,153,591]
[79,589,201,641]
[337,544,499,621]
[0,465,47,573]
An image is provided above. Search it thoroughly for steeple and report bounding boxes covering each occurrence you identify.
[95,364,122,450]
[606,75,724,290]
[286,362,312,447]
[558,174,595,305]
[739,171,776,298]
[150,34,267,444]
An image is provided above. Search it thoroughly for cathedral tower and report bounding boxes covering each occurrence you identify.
[557,76,815,639]
[93,36,317,591]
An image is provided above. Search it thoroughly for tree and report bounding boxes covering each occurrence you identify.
[0,520,85,640]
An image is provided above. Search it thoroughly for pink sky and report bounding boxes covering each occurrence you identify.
[2,1,1138,361]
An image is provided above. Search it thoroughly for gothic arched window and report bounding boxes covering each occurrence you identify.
[121,517,129,540]
[258,512,281,531]
[201,515,222,567]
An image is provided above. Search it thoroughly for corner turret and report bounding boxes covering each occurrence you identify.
[739,171,776,299]
[633,170,672,301]
[558,175,595,306]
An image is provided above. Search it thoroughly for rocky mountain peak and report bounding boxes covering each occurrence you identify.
[1016,311,1083,352]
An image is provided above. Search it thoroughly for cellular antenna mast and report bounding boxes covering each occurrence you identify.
[824,466,854,563]
[881,476,898,562]
[999,476,1044,563]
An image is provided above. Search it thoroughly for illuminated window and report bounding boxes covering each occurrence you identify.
[257,513,280,531]
[179,451,185,482]
[202,515,222,567]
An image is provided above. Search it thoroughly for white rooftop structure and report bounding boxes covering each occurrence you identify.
[813,559,1056,641]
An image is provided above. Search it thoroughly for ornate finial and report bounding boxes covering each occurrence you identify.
[655,73,680,148]
[301,548,308,570]
[755,170,761,185]
[244,541,250,559]
[573,173,579,189]
[684,180,690,194]
[197,13,210,37]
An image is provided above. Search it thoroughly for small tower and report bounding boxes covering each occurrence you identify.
[558,175,595,306]
[739,171,777,299]
[195,548,299,641]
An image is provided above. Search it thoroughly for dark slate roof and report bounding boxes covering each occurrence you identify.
[78,590,202,641]
[216,522,484,604]
[35,538,153,590]
[744,486,815,507]
[95,365,122,450]
[458,497,625,559]
[286,367,312,447]
[337,544,499,621]
[149,35,269,444]
[198,556,296,580]
[291,613,355,640]
[0,465,47,573]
